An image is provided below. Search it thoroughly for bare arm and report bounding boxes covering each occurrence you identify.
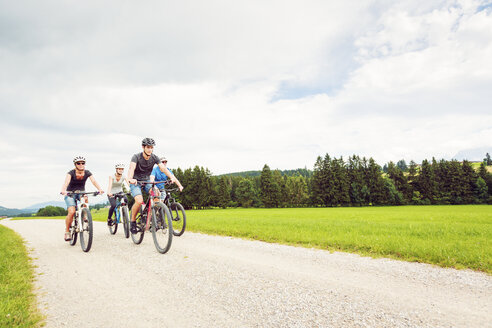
[60,174,71,195]
[89,175,104,193]
[107,176,113,196]
[127,162,137,184]
[158,163,183,191]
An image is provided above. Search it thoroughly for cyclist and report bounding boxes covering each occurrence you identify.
[149,156,173,198]
[107,163,129,226]
[60,156,104,241]
[127,138,183,234]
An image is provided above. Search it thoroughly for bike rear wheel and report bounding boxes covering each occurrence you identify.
[130,209,145,245]
[170,202,186,236]
[122,206,130,239]
[151,203,173,254]
[108,210,118,235]
[79,207,93,252]
[69,216,78,246]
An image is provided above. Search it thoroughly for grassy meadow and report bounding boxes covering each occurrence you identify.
[16,205,492,273]
[0,225,44,328]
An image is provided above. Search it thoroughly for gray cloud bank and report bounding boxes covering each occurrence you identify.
[1,0,491,207]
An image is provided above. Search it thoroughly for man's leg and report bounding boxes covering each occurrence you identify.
[131,195,143,222]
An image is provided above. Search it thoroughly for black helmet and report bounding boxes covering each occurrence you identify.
[142,138,155,146]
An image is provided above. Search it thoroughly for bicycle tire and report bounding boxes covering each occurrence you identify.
[79,207,93,252]
[170,202,186,236]
[108,210,118,235]
[122,206,130,239]
[130,209,145,245]
[69,216,78,246]
[151,203,173,254]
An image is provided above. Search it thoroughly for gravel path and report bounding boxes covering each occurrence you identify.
[1,219,491,328]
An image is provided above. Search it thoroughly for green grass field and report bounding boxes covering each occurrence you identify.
[18,205,492,273]
[0,225,44,328]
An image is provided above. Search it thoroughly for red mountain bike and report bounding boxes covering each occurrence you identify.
[130,181,173,254]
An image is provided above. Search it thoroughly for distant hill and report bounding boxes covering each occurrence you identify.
[218,168,313,178]
[0,206,34,217]
[23,201,66,211]
[0,201,66,217]
[453,148,491,161]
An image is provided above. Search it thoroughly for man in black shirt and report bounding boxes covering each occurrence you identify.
[127,138,183,233]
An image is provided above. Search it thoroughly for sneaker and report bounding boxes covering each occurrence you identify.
[107,218,113,226]
[64,232,71,241]
[130,221,137,234]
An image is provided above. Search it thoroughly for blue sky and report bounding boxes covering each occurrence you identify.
[0,0,491,208]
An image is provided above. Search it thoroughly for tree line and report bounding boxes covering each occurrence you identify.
[170,153,492,209]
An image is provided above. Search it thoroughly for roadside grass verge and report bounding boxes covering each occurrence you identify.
[0,225,44,327]
[13,205,492,273]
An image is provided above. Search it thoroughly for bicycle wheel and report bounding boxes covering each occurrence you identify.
[130,209,145,245]
[122,206,130,239]
[108,209,118,235]
[79,207,93,252]
[69,216,78,246]
[170,202,186,236]
[151,203,173,254]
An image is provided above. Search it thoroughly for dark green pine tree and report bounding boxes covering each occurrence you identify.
[447,160,464,204]
[321,154,336,206]
[347,155,368,206]
[478,162,492,198]
[310,156,324,206]
[386,161,410,204]
[396,159,408,172]
[260,164,280,207]
[332,157,350,206]
[236,178,258,207]
[272,170,288,207]
[484,153,492,166]
[216,176,231,208]
[415,159,437,204]
[461,160,477,203]
[365,158,386,205]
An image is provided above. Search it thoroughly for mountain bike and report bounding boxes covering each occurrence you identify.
[160,180,186,236]
[108,192,130,238]
[130,181,173,254]
[66,191,99,252]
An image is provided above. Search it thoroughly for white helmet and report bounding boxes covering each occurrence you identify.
[73,156,86,164]
[160,157,167,163]
[115,163,125,169]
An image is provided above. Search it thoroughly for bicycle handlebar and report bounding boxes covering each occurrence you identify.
[136,181,167,185]
[65,191,100,196]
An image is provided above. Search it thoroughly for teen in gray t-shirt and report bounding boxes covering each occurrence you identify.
[127,138,183,234]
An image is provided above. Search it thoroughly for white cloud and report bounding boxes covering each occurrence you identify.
[1,0,491,208]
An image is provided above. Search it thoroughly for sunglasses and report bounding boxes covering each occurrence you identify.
[76,162,85,165]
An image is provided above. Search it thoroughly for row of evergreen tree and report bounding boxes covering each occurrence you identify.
[170,154,492,209]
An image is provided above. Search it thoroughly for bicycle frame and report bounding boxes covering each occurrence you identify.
[69,193,93,231]
[113,193,127,224]
[137,181,165,231]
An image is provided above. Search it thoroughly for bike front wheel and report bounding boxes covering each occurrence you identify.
[151,203,173,254]
[108,211,118,235]
[130,209,145,245]
[79,207,93,252]
[122,206,130,239]
[170,202,186,236]
[69,216,78,246]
